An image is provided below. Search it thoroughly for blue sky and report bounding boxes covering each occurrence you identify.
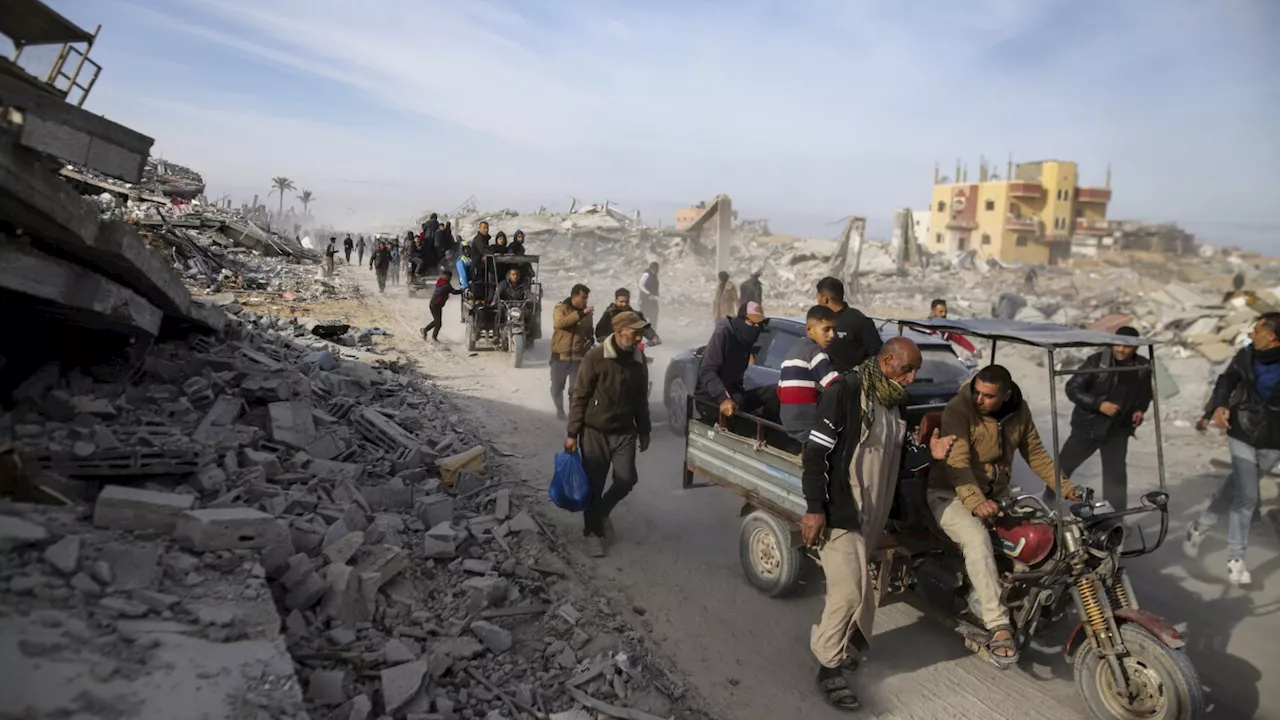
[16,0,1280,250]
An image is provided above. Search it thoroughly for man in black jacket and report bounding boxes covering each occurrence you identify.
[565,311,652,558]
[1058,326,1152,509]
[343,234,354,263]
[595,288,660,345]
[694,302,775,423]
[740,270,763,307]
[423,213,440,248]
[434,222,455,267]
[1185,312,1280,586]
[816,277,884,372]
[472,221,492,257]
[801,337,954,710]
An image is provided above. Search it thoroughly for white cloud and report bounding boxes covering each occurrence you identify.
[59,0,1280,247]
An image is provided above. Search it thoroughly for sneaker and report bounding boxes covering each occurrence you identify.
[584,535,606,558]
[1228,558,1252,585]
[603,517,616,541]
[420,327,428,341]
[1182,523,1207,559]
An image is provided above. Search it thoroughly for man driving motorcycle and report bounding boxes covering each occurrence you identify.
[934,364,1082,668]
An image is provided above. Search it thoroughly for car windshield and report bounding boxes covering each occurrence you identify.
[914,347,971,385]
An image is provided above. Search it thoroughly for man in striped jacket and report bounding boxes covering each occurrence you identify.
[779,305,841,444]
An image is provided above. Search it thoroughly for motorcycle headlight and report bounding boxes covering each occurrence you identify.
[1089,519,1126,553]
[508,308,522,319]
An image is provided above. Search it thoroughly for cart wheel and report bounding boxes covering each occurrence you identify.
[511,334,525,368]
[739,510,802,597]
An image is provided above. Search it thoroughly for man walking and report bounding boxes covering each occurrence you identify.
[1059,326,1152,509]
[343,234,354,264]
[740,270,764,308]
[421,269,460,342]
[1185,313,1280,585]
[551,284,595,420]
[372,240,392,292]
[712,271,739,319]
[928,299,976,353]
[638,262,660,330]
[595,288,660,345]
[565,311,652,558]
[324,237,338,277]
[356,235,367,267]
[802,338,954,710]
[816,277,883,373]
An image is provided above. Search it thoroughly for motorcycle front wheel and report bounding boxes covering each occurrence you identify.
[1073,624,1205,719]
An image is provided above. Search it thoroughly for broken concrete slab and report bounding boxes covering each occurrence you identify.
[0,516,49,548]
[322,531,366,565]
[173,508,287,552]
[380,660,429,715]
[100,543,162,591]
[191,395,245,445]
[353,544,407,589]
[307,669,349,706]
[0,241,162,336]
[42,535,81,574]
[383,638,417,664]
[416,494,454,529]
[268,400,318,449]
[470,620,513,654]
[421,536,457,560]
[93,485,196,533]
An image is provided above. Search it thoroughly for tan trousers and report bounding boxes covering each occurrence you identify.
[809,528,871,668]
[928,491,1009,631]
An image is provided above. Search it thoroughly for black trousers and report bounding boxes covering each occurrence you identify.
[550,357,581,414]
[375,268,388,292]
[580,427,638,536]
[423,303,444,339]
[357,249,364,266]
[345,248,352,263]
[1059,426,1131,509]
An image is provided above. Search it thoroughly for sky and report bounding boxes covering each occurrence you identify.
[13,0,1280,250]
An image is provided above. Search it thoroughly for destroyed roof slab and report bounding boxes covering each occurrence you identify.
[0,0,95,46]
[879,317,1161,349]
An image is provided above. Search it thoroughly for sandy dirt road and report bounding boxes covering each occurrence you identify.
[332,267,1279,720]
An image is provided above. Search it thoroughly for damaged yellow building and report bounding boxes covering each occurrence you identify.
[928,159,1112,265]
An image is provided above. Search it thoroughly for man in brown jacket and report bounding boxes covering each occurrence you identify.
[551,284,595,419]
[933,364,1081,668]
[565,311,652,557]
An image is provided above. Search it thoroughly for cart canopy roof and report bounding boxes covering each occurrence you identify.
[488,254,539,265]
[874,317,1160,349]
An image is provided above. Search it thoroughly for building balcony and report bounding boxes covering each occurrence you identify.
[1006,215,1038,232]
[1076,186,1112,204]
[946,217,978,230]
[1008,181,1043,198]
[1075,218,1111,235]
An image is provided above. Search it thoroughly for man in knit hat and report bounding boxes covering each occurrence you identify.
[565,310,652,558]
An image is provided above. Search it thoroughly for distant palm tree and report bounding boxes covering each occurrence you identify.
[269,177,296,229]
[298,189,315,219]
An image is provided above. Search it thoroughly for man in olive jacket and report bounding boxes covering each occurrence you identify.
[551,284,595,419]
[565,311,652,558]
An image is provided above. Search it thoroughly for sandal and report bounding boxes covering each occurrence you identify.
[816,668,860,712]
[985,625,1020,669]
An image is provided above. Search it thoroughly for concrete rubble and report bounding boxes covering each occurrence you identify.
[2,292,695,720]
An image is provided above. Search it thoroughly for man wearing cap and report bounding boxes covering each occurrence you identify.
[695,301,777,424]
[1059,326,1152,510]
[565,310,652,558]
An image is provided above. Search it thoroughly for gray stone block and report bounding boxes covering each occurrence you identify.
[173,508,287,552]
[93,486,195,533]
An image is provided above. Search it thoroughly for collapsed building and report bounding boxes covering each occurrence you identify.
[1,6,707,720]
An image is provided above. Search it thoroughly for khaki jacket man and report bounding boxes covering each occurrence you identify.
[933,365,1079,667]
[550,284,595,419]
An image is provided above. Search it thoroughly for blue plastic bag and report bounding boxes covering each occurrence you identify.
[549,451,591,512]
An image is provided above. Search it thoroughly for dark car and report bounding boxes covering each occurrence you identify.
[662,318,976,435]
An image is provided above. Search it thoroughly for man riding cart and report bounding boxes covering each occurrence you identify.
[461,254,543,366]
[679,316,1204,719]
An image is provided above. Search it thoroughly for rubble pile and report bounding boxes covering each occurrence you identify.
[1,307,694,720]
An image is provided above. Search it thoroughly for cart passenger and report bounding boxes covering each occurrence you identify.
[816,277,883,372]
[694,301,777,425]
[778,305,840,445]
[491,231,510,255]
[934,364,1082,668]
[509,229,527,256]
[800,337,954,711]
[927,299,976,353]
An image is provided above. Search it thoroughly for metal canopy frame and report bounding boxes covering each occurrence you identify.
[0,0,94,46]
[875,316,1167,529]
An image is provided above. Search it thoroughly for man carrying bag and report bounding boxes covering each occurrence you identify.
[564,311,652,558]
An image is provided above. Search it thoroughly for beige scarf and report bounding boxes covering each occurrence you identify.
[855,356,907,444]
